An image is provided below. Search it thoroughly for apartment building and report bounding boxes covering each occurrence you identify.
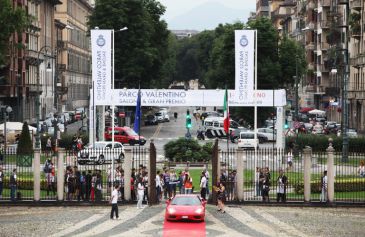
[55,0,93,111]
[349,0,365,132]
[257,0,270,17]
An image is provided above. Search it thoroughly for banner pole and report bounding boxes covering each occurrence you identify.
[111,29,115,187]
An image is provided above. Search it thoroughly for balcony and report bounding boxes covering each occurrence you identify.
[321,42,330,51]
[319,64,330,73]
[350,0,362,10]
[320,20,330,29]
[321,0,331,7]
[350,54,365,68]
[25,49,40,66]
[58,64,66,71]
[305,42,315,50]
[57,40,67,50]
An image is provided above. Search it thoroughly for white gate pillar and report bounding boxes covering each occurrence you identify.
[124,148,132,201]
[276,106,285,149]
[236,149,244,202]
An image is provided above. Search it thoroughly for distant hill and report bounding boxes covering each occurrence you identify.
[168,1,250,31]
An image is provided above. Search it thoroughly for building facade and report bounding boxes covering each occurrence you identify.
[55,0,93,112]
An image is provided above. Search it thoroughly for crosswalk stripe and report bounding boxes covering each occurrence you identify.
[254,209,308,237]
[225,207,281,237]
[205,210,250,237]
[76,207,144,237]
[110,208,165,237]
[52,211,107,237]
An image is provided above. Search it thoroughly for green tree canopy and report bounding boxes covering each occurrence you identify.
[88,0,169,89]
[17,122,34,155]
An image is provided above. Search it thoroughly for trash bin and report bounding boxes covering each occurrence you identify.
[16,155,33,167]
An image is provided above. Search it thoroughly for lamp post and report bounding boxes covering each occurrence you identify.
[36,46,53,149]
[3,106,13,153]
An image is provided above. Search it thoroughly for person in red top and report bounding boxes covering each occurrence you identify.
[184,173,193,194]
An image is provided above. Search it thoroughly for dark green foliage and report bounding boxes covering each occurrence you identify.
[88,0,169,89]
[17,122,33,155]
[294,179,365,194]
[164,138,213,162]
[58,133,89,149]
[286,134,365,152]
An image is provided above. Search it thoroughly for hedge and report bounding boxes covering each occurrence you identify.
[1,178,53,191]
[293,179,365,194]
[286,135,365,152]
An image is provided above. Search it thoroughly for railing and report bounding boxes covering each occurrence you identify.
[350,54,365,67]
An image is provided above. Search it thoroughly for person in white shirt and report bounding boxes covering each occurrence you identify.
[320,170,328,202]
[200,172,207,200]
[110,184,119,220]
[137,177,145,209]
[155,170,162,203]
[204,168,210,199]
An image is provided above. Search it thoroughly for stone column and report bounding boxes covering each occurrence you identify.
[236,149,244,202]
[303,146,312,202]
[124,148,132,201]
[34,149,41,201]
[327,141,335,203]
[57,148,65,201]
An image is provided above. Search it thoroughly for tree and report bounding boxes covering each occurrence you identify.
[88,0,169,89]
[0,0,30,74]
[17,122,34,155]
[164,138,213,162]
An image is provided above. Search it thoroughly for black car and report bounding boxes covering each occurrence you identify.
[144,114,158,126]
[230,128,268,144]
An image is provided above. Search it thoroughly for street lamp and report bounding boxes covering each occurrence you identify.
[36,46,54,149]
[3,106,13,153]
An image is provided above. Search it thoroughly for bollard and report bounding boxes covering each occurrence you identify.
[327,139,335,203]
[57,148,65,201]
[34,149,41,201]
[124,148,132,201]
[236,149,244,202]
[303,146,312,203]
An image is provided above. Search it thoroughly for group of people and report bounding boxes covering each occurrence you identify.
[255,167,288,203]
[65,166,103,202]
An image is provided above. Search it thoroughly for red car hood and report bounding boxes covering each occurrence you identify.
[167,205,204,214]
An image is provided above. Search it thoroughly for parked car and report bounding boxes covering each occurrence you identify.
[155,111,169,122]
[104,126,146,145]
[257,128,276,141]
[201,111,222,119]
[165,195,206,222]
[347,128,358,138]
[312,123,324,135]
[144,115,158,126]
[324,121,338,135]
[77,141,125,165]
[231,128,267,144]
[237,131,259,149]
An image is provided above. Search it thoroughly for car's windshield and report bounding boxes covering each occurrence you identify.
[170,196,201,206]
[155,112,162,116]
[93,143,106,149]
[126,128,138,136]
[240,133,254,139]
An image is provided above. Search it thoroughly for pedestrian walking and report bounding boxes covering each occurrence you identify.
[276,169,288,203]
[110,184,120,220]
[320,170,328,202]
[0,166,4,199]
[137,177,145,209]
[200,171,207,200]
[10,168,17,201]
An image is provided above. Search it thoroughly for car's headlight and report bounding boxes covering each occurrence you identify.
[195,208,203,214]
[168,208,176,214]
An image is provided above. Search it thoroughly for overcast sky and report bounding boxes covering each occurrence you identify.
[158,0,256,30]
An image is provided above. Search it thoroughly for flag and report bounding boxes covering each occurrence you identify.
[223,88,230,134]
[133,89,141,134]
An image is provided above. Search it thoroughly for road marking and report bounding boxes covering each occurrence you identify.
[151,123,162,139]
[52,211,107,237]
[76,207,144,237]
[254,209,309,237]
[205,210,249,237]
[110,208,165,237]
[225,207,281,237]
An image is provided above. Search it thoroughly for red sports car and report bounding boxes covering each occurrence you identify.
[165,195,206,222]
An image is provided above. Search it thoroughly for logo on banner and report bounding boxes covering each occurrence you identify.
[240,35,249,47]
[96,35,106,47]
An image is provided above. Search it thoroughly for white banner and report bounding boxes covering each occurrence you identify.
[91,29,112,105]
[235,30,255,102]
[95,89,286,107]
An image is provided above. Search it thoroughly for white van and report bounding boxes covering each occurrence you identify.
[237,131,259,149]
[203,117,240,138]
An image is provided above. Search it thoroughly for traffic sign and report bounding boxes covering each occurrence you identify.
[118,112,125,118]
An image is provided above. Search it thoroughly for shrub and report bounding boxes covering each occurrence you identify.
[59,133,89,149]
[17,122,33,155]
[164,138,213,162]
[293,179,365,194]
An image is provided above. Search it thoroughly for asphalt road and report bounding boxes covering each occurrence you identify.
[0,205,363,237]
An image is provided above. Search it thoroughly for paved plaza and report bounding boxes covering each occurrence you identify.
[0,205,364,237]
